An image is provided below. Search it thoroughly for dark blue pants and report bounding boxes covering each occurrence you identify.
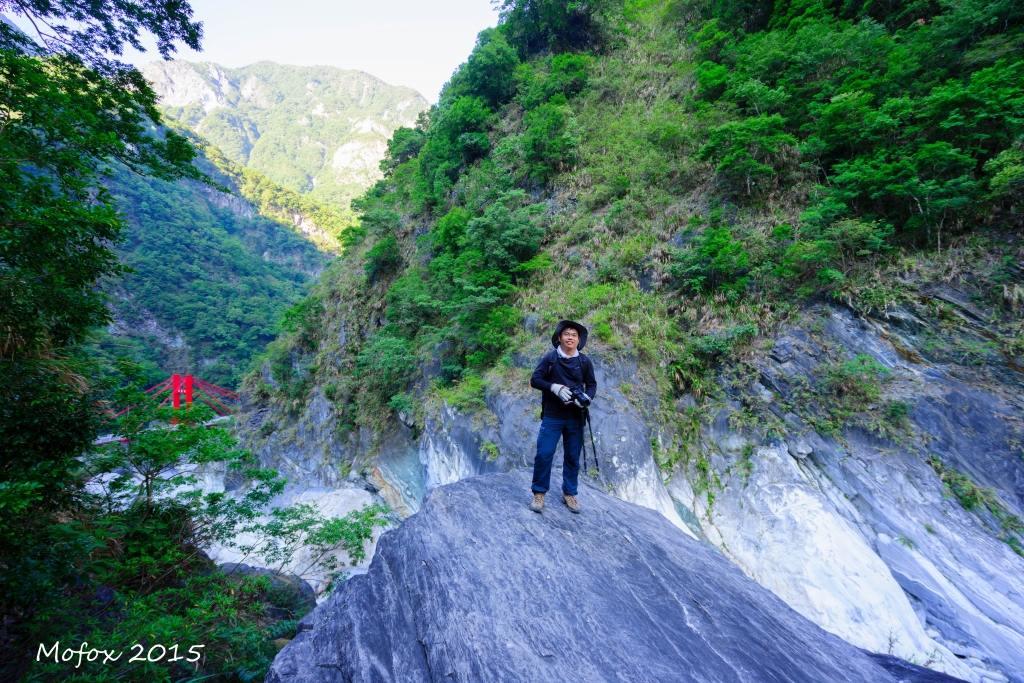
[532,417,583,495]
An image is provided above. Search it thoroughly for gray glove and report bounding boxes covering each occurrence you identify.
[550,383,573,402]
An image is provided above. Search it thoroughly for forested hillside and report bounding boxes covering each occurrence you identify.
[239,0,1024,678]
[143,61,428,208]
[90,140,346,389]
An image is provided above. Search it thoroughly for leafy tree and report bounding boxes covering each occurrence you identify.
[0,0,202,75]
[670,214,751,295]
[517,52,593,109]
[463,190,545,272]
[417,96,494,206]
[986,147,1024,203]
[445,27,520,109]
[497,0,614,57]
[697,115,797,196]
[355,336,418,416]
[365,234,403,279]
[0,25,208,572]
[0,1,226,674]
[380,127,426,176]
[523,97,581,181]
[829,142,976,247]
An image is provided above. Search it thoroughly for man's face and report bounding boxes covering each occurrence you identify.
[560,327,579,351]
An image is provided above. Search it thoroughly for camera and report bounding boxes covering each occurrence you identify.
[569,387,591,408]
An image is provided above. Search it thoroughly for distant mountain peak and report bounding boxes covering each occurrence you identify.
[141,60,428,208]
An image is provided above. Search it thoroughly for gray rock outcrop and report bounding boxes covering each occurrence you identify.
[267,471,959,683]
[419,349,688,533]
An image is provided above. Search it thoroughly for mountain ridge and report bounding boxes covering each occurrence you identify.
[142,60,429,208]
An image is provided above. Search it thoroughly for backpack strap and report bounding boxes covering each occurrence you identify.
[538,350,557,408]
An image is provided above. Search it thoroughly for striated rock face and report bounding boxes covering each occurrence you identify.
[678,305,1024,682]
[244,388,356,489]
[266,471,959,683]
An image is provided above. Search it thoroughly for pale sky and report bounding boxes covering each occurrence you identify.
[6,0,501,102]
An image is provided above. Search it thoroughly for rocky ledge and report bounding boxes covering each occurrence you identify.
[267,471,958,683]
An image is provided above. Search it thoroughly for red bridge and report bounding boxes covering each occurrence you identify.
[144,374,240,416]
[95,375,240,446]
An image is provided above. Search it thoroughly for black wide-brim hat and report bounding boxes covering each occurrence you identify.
[551,320,588,350]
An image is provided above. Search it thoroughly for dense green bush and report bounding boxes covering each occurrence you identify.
[697,115,797,196]
[445,28,521,109]
[670,216,751,296]
[498,0,616,56]
[523,98,582,181]
[364,235,403,279]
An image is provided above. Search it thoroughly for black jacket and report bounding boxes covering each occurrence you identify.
[529,349,598,420]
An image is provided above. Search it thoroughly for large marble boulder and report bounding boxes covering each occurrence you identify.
[267,471,958,683]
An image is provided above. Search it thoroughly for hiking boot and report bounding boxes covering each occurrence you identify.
[530,492,545,513]
[563,493,581,514]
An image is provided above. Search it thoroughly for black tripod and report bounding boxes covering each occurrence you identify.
[579,408,600,477]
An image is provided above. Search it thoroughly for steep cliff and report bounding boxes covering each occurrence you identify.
[235,1,1024,680]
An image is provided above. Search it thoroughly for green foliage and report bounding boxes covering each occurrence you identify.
[497,0,615,57]
[99,162,323,387]
[0,41,210,631]
[417,96,496,207]
[365,234,403,279]
[0,51,202,356]
[481,440,501,460]
[437,372,489,414]
[240,502,390,585]
[445,28,521,109]
[435,206,472,249]
[820,353,889,406]
[690,0,1024,247]
[772,219,892,294]
[281,295,325,351]
[248,0,1024,518]
[378,188,544,380]
[355,335,418,418]
[986,146,1024,201]
[0,0,201,74]
[0,5,391,680]
[670,213,751,295]
[697,114,797,196]
[518,52,593,110]
[523,98,582,181]
[381,127,427,176]
[885,399,910,426]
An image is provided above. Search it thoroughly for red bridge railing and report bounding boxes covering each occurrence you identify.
[144,374,239,416]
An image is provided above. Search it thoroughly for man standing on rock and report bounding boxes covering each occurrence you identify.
[528,320,598,514]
